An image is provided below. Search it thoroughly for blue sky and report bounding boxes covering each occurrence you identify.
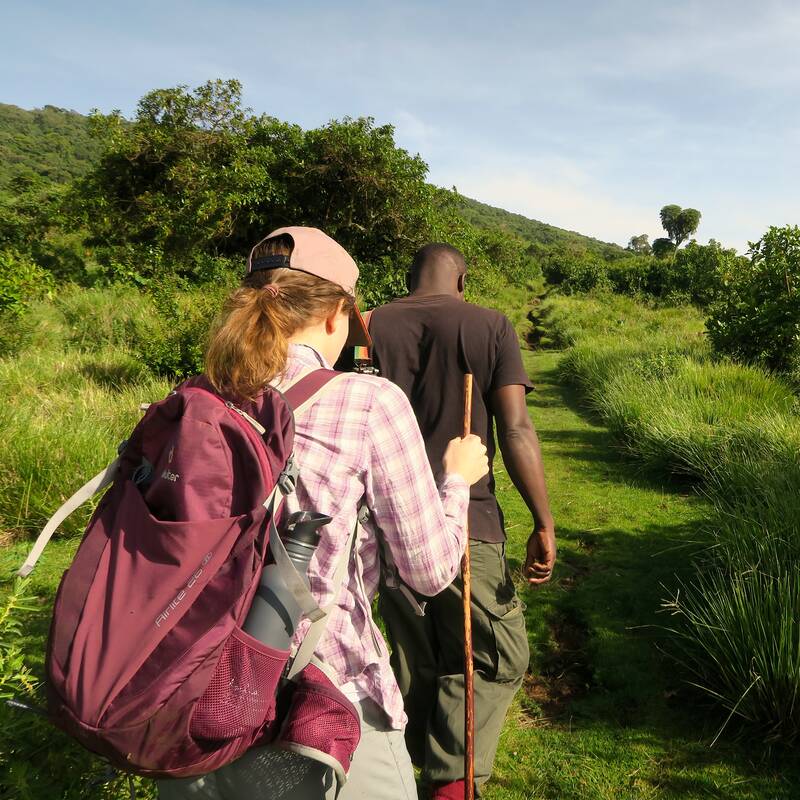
[3,0,799,251]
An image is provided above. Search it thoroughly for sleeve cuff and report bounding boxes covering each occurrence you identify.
[440,472,470,519]
[441,472,469,493]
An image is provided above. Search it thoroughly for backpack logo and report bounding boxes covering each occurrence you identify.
[161,469,180,482]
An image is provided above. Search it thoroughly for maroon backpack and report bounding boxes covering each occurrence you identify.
[18,370,361,784]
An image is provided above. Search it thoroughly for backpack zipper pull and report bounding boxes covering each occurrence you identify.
[224,401,267,435]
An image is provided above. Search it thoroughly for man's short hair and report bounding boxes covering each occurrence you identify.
[409,243,466,284]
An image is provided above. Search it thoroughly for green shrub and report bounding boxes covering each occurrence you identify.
[356,256,409,309]
[707,225,800,372]
[605,256,651,296]
[542,248,608,293]
[187,253,241,286]
[0,250,54,317]
[31,229,93,285]
[675,240,740,307]
[0,310,33,359]
[127,279,230,379]
[556,241,739,307]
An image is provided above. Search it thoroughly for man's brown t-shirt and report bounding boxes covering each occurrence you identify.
[369,294,533,543]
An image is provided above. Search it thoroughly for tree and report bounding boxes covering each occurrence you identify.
[74,81,440,278]
[74,79,279,269]
[706,225,800,372]
[674,240,741,307]
[68,79,540,304]
[659,204,701,249]
[652,237,676,259]
[627,234,651,254]
[252,116,434,267]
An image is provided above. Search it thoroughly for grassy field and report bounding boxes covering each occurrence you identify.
[539,293,800,745]
[482,348,800,800]
[2,287,800,798]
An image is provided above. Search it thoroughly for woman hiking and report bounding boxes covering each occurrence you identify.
[158,226,488,800]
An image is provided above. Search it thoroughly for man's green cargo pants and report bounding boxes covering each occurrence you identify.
[379,539,530,794]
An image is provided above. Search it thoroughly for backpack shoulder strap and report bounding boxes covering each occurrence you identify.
[283,369,345,417]
[17,456,121,577]
[285,508,362,680]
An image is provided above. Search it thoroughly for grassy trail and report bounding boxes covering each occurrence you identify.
[486,349,798,800]
[2,344,799,799]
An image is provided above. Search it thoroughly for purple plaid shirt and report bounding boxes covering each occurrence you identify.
[275,344,469,728]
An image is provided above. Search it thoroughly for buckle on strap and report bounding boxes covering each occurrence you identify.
[278,454,299,495]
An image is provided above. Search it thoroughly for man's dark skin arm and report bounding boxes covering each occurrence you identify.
[491,384,556,586]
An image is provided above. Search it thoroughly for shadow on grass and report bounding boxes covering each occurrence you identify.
[502,515,800,797]
[79,359,147,390]
[526,358,698,496]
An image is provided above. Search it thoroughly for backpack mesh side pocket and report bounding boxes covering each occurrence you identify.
[190,628,289,742]
[275,663,361,782]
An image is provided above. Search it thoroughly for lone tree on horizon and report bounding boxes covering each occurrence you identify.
[661,204,702,246]
[653,204,702,257]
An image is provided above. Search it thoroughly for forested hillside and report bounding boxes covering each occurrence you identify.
[455,195,624,258]
[0,104,100,191]
[0,101,617,256]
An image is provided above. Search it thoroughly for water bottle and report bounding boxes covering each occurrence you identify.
[242,511,332,650]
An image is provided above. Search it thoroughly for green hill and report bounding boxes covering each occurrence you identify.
[0,102,622,255]
[0,103,100,191]
[456,195,624,257]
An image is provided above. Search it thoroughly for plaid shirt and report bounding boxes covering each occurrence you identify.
[275,344,469,728]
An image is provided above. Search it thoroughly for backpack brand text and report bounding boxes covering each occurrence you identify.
[155,552,213,628]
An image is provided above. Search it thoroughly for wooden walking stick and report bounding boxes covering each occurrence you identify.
[462,374,475,800]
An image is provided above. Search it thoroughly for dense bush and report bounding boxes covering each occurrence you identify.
[126,279,234,379]
[66,80,537,306]
[707,225,800,372]
[0,249,53,316]
[673,240,739,307]
[542,247,608,293]
[544,239,740,308]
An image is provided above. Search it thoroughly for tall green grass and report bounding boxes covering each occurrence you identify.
[544,290,800,744]
[0,288,172,541]
[539,292,706,349]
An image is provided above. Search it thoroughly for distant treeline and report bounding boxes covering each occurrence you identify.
[0,81,625,307]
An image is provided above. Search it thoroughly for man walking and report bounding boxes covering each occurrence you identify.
[371,243,556,799]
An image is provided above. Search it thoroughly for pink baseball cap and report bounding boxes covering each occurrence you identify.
[247,226,371,348]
